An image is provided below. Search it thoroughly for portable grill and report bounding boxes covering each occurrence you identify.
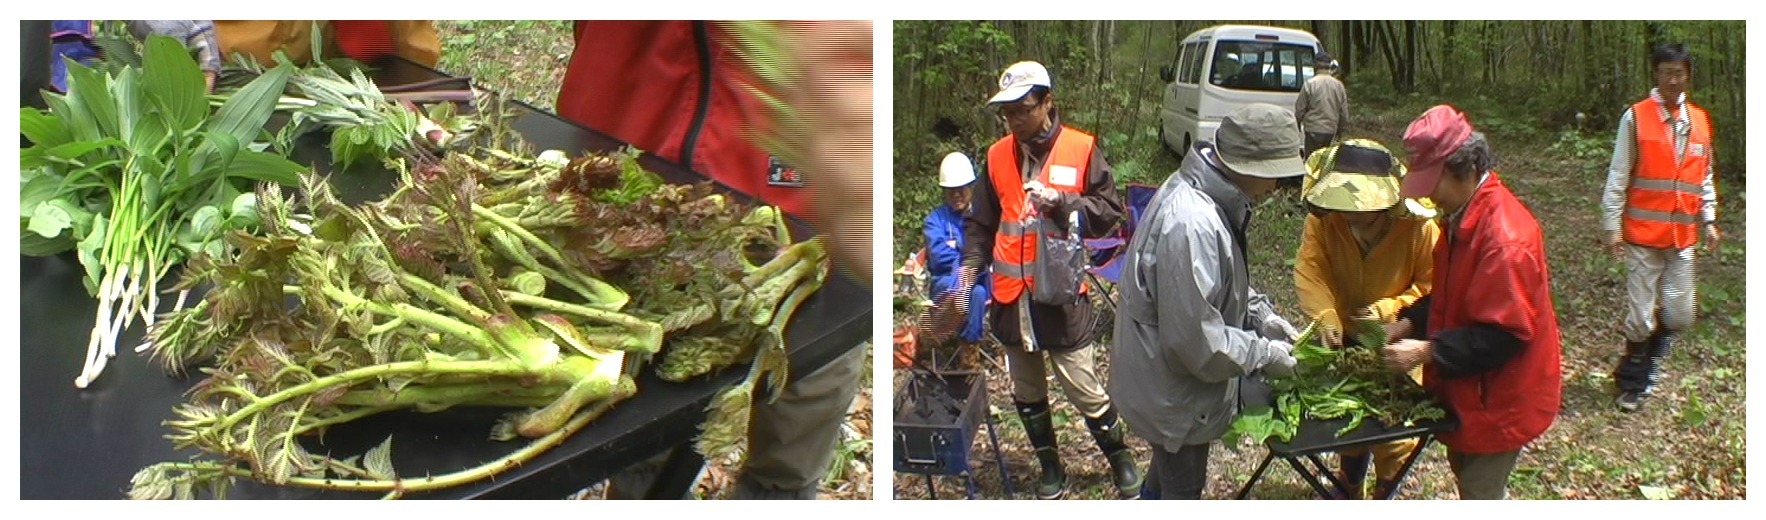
[892,370,1012,499]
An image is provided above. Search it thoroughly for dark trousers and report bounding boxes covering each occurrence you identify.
[1142,443,1212,500]
[1303,131,1336,160]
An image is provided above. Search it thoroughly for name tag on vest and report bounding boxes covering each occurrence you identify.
[1690,143,1708,158]
[767,156,804,187]
[1049,165,1079,187]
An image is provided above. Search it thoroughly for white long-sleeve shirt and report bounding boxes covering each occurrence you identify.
[1601,88,1718,234]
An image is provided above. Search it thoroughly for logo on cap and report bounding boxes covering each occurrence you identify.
[1000,72,1025,89]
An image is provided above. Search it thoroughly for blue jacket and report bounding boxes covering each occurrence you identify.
[925,204,988,342]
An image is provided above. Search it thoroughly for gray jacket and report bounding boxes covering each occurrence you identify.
[1109,144,1294,451]
[1295,73,1349,135]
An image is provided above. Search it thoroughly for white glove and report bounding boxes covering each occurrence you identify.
[1271,339,1299,374]
[1262,340,1298,377]
[1259,314,1300,343]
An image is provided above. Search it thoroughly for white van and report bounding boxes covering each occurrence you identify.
[1158,25,1322,157]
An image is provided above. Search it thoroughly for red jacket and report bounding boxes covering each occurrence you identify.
[1423,173,1562,454]
[556,21,808,216]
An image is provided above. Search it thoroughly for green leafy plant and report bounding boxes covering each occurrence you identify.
[127,91,828,499]
[21,35,305,388]
[1227,318,1447,447]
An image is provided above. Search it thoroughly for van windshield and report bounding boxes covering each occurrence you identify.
[1209,40,1316,92]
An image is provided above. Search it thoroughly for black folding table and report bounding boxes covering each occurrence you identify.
[18,58,871,500]
[1234,415,1456,500]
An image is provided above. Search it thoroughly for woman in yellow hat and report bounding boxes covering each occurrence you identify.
[1294,139,1440,499]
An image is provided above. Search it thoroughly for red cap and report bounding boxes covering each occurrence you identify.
[1400,105,1474,198]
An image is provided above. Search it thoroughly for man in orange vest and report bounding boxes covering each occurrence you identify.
[1601,43,1722,413]
[954,61,1137,499]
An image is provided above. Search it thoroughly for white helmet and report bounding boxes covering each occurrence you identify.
[939,152,976,188]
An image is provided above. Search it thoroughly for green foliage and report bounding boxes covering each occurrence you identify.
[1548,128,1614,163]
[1222,404,1290,449]
[1228,318,1445,445]
[434,21,573,111]
[590,146,664,206]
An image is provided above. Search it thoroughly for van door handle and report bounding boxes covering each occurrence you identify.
[1185,107,1199,115]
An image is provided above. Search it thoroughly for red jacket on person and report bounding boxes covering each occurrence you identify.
[1422,172,1562,454]
[555,21,808,216]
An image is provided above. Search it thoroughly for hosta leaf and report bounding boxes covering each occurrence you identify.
[27,202,75,239]
[1225,405,1287,449]
[42,137,126,163]
[20,169,65,215]
[188,131,243,183]
[208,64,293,145]
[20,107,72,148]
[63,58,120,140]
[221,150,305,186]
[225,193,261,229]
[139,35,208,131]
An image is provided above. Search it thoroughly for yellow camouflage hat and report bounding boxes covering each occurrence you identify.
[1303,139,1407,213]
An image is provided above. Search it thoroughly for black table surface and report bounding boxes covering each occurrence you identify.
[19,59,872,499]
[1268,416,1458,456]
[1240,373,1457,455]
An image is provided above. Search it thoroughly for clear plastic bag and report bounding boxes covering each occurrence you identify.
[1032,210,1086,306]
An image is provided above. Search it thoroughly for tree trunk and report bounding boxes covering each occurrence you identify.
[1441,21,1457,89]
[1373,21,1403,91]
[1340,21,1354,80]
[1482,21,1495,84]
[1403,20,1417,93]
[1129,21,1150,143]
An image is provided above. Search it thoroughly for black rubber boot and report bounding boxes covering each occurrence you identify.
[1016,401,1067,500]
[1084,408,1143,499]
[1615,339,1651,412]
[1645,328,1678,396]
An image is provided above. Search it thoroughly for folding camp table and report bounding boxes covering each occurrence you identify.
[1235,415,1457,499]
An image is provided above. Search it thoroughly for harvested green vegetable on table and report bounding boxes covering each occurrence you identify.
[1225,318,1447,448]
[19,35,306,388]
[127,95,827,499]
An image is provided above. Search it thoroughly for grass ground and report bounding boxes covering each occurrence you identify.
[430,20,873,500]
[891,93,1746,500]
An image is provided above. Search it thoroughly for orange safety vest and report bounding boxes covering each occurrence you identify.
[1623,98,1711,250]
[985,127,1094,304]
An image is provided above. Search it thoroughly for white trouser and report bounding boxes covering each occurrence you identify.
[1622,244,1697,342]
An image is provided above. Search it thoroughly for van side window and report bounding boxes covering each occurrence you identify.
[1184,42,1205,84]
[1174,42,1193,84]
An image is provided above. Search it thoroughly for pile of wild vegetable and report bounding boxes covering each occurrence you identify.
[20,35,308,388]
[120,87,826,500]
[1225,319,1448,447]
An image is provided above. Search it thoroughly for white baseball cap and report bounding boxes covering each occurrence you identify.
[938,152,976,187]
[987,61,1052,105]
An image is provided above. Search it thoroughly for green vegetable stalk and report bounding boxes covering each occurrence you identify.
[130,99,828,498]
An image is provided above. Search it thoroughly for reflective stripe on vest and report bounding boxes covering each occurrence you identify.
[1623,97,1709,249]
[1626,207,1701,225]
[986,127,1095,304]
